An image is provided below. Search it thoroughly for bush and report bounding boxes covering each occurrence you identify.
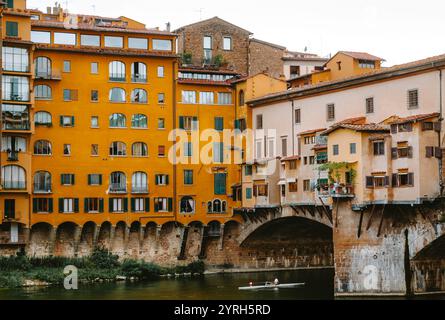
[0,272,23,288]
[29,256,88,269]
[187,260,205,274]
[0,255,32,271]
[121,260,162,280]
[28,268,65,284]
[89,248,120,269]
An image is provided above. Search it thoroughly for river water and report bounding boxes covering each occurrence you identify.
[0,269,335,300]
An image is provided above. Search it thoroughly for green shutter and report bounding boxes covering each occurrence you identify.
[60,116,64,126]
[168,198,173,212]
[179,116,184,129]
[166,175,169,185]
[131,198,136,213]
[84,198,89,213]
[6,21,18,37]
[220,143,224,162]
[71,116,75,126]
[109,198,113,213]
[214,173,226,195]
[60,174,64,185]
[6,0,14,9]
[246,188,252,199]
[88,174,91,185]
[99,198,104,213]
[145,198,150,213]
[215,117,223,131]
[155,175,159,185]
[154,198,159,212]
[58,198,64,213]
[72,174,75,185]
[99,174,102,185]
[123,198,128,212]
[32,198,38,213]
[48,198,53,213]
[74,198,79,213]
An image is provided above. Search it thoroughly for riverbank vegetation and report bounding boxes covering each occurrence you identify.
[0,248,205,288]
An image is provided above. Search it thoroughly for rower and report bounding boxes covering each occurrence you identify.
[274,278,279,286]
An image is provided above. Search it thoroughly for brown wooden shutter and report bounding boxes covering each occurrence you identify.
[426,146,434,158]
[408,173,414,186]
[392,174,399,187]
[435,147,443,159]
[365,177,374,188]
[391,148,398,159]
[434,122,442,132]
[253,185,257,197]
[408,146,413,158]
[384,176,390,187]
[391,124,398,134]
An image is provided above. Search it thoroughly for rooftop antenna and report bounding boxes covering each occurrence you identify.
[195,8,204,20]
[91,5,96,14]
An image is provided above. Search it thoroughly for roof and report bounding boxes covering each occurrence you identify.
[174,16,253,35]
[388,113,440,125]
[179,67,239,75]
[247,53,445,107]
[337,51,385,62]
[322,123,390,135]
[177,79,233,87]
[281,155,301,161]
[250,38,286,51]
[336,116,367,125]
[229,72,286,84]
[297,128,326,136]
[368,134,391,141]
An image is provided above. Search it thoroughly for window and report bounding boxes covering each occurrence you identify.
[31,31,51,44]
[392,173,414,187]
[109,88,126,102]
[6,21,18,37]
[1,165,26,190]
[245,165,253,176]
[109,198,127,213]
[203,36,212,49]
[235,118,247,132]
[104,36,123,48]
[2,47,29,72]
[289,182,298,192]
[131,62,147,82]
[309,156,315,165]
[213,142,224,163]
[154,198,172,212]
[333,144,339,156]
[33,198,53,213]
[109,61,126,81]
[223,37,232,50]
[54,33,76,45]
[158,93,165,104]
[155,174,169,186]
[350,143,356,154]
[158,145,166,157]
[373,141,385,156]
[109,142,126,156]
[397,122,413,133]
[182,91,196,104]
[303,180,311,192]
[132,172,148,193]
[337,61,342,70]
[2,136,26,153]
[90,62,98,74]
[366,97,374,114]
[295,109,301,124]
[366,176,390,188]
[267,139,275,158]
[88,174,102,186]
[35,111,52,126]
[91,144,99,156]
[152,39,172,51]
[256,114,263,129]
[33,171,52,193]
[6,0,14,8]
[63,144,71,156]
[254,184,268,197]
[179,116,198,131]
[61,174,75,186]
[180,196,195,214]
[63,60,71,72]
[327,104,335,121]
[4,199,15,219]
[128,38,148,50]
[255,140,262,159]
[408,89,419,109]
[289,160,297,169]
[91,90,99,102]
[91,116,99,128]
[184,170,193,185]
[207,199,227,214]
[132,142,148,157]
[214,117,224,131]
[131,198,149,213]
[218,92,232,105]
[157,66,164,78]
[85,198,103,213]
[109,113,126,127]
[183,142,193,157]
[246,188,253,199]
[304,136,316,145]
[131,89,148,103]
[158,118,165,129]
[63,89,78,101]
[35,56,52,78]
[199,92,214,104]
[359,60,375,69]
[60,116,74,127]
[2,104,29,130]
[109,172,127,193]
[34,140,52,155]
[239,90,245,106]
[393,143,413,159]
[81,34,100,47]
[214,173,227,195]
[3,76,30,101]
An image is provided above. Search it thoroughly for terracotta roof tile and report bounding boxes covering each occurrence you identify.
[322,123,390,135]
[298,128,326,136]
[338,51,384,61]
[178,79,232,86]
[335,116,367,125]
[388,113,440,125]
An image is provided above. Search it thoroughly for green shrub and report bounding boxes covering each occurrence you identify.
[187,260,205,274]
[29,256,88,269]
[121,260,162,280]
[0,272,23,288]
[0,255,32,271]
[27,268,65,284]
[89,247,120,269]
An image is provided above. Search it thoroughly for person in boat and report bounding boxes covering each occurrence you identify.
[249,281,253,287]
[274,278,279,286]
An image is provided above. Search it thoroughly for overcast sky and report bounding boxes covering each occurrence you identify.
[28,0,445,66]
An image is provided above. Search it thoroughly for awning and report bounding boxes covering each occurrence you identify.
[286,178,296,183]
[277,180,286,185]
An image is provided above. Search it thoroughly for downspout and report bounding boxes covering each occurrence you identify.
[438,68,444,195]
[291,100,295,156]
[172,59,178,221]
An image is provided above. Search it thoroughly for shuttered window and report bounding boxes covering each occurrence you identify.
[327,104,335,121]
[6,22,18,37]
[214,117,224,131]
[408,89,419,109]
[214,173,227,195]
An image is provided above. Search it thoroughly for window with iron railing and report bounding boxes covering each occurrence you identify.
[109,172,127,193]
[109,61,126,81]
[33,171,52,193]
[131,62,147,83]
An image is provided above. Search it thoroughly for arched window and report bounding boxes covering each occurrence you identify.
[239,90,245,106]
[132,171,148,193]
[2,165,26,190]
[35,111,52,125]
[221,201,227,213]
[131,88,147,103]
[34,57,51,78]
[34,140,52,155]
[132,142,148,157]
[109,141,126,156]
[34,85,52,100]
[2,136,26,152]
[109,61,126,81]
[131,62,147,83]
[109,88,126,102]
[109,171,126,192]
[180,196,195,214]
[213,199,222,213]
[131,114,147,128]
[33,171,52,193]
[109,113,126,127]
[207,201,212,213]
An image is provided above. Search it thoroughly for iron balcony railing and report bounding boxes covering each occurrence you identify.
[109,183,127,193]
[131,185,148,194]
[7,150,19,161]
[109,74,126,82]
[2,181,26,190]
[33,183,52,193]
[3,210,21,221]
[34,70,62,80]
[2,120,31,131]
[131,75,147,83]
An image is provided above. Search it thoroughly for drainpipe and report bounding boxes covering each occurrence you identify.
[173,59,178,221]
[291,100,295,156]
[438,68,444,195]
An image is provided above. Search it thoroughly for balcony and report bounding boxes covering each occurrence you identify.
[2,63,30,73]
[33,183,52,194]
[109,183,127,194]
[109,74,126,82]
[329,184,355,198]
[3,210,21,223]
[7,150,19,162]
[131,185,149,194]
[131,75,147,83]
[2,121,30,131]
[4,94,29,102]
[2,181,26,191]
[34,70,62,80]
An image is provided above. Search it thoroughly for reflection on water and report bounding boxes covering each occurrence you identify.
[0,269,334,300]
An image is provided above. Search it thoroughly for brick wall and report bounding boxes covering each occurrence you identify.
[249,40,285,79]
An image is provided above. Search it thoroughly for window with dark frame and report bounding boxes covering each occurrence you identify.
[408,89,419,109]
[327,104,335,121]
[366,97,374,114]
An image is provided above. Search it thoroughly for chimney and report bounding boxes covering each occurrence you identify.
[47,6,51,14]
[166,22,171,32]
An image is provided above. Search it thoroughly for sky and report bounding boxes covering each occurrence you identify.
[27,0,445,67]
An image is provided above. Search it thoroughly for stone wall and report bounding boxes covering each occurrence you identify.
[249,39,285,79]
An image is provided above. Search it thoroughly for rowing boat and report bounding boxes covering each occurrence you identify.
[238,282,305,290]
